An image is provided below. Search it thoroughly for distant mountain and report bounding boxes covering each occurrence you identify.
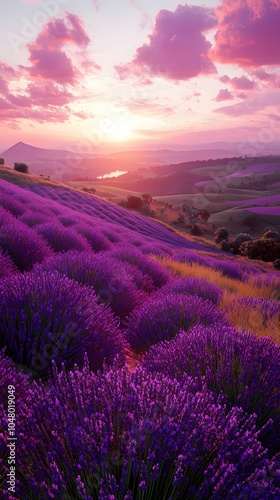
[1,142,81,163]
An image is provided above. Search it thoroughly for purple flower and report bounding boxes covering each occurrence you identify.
[36,222,92,253]
[0,270,125,378]
[0,209,53,271]
[157,275,223,305]
[34,251,146,320]
[142,324,280,454]
[11,363,277,499]
[124,293,228,358]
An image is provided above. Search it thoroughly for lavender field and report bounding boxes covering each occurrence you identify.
[0,177,280,499]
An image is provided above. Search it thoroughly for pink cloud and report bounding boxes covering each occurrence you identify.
[34,13,90,49]
[27,49,75,84]
[0,106,70,124]
[116,5,217,81]
[26,82,74,106]
[215,89,280,116]
[252,69,275,81]
[125,99,175,116]
[230,76,255,89]
[214,88,234,102]
[252,69,280,88]
[0,13,94,128]
[212,0,280,67]
[26,13,91,84]
[0,77,9,95]
[7,94,32,107]
[219,74,255,89]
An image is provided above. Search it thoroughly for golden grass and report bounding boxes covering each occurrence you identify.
[156,257,280,343]
[221,293,280,343]
[157,258,277,298]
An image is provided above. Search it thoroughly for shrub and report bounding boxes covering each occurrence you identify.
[199,208,210,221]
[221,239,230,251]
[9,362,277,499]
[142,324,280,454]
[213,259,245,281]
[190,223,202,235]
[215,227,229,243]
[0,349,31,406]
[240,238,280,262]
[19,210,53,227]
[36,222,91,253]
[158,276,223,305]
[108,245,171,289]
[126,196,144,210]
[0,194,27,217]
[0,271,125,378]
[0,215,53,271]
[124,293,228,358]
[0,249,17,279]
[75,223,112,252]
[274,259,280,271]
[142,193,153,204]
[34,251,145,320]
[14,162,29,173]
[0,157,5,165]
[262,230,280,241]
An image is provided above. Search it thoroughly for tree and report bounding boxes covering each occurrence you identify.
[0,158,5,165]
[191,224,202,236]
[142,193,153,205]
[14,162,29,174]
[215,227,229,243]
[126,196,144,210]
[240,238,280,262]
[199,209,210,222]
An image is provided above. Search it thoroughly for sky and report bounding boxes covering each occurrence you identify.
[0,0,280,153]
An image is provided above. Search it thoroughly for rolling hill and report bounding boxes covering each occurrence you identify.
[0,162,280,500]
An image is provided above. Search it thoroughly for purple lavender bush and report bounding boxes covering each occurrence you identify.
[142,324,280,454]
[34,251,146,320]
[0,271,125,378]
[158,275,223,305]
[0,349,31,407]
[108,245,172,289]
[0,210,53,271]
[36,222,91,253]
[75,222,113,252]
[0,194,27,217]
[229,297,280,326]
[211,259,245,281]
[124,293,228,358]
[0,249,17,279]
[10,362,278,499]
[19,209,53,227]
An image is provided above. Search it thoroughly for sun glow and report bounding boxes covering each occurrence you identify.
[104,120,133,142]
